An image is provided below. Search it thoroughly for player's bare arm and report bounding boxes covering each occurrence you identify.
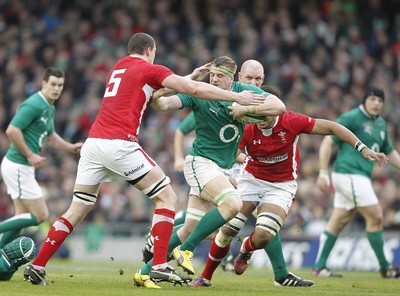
[312,119,388,165]
[5,124,46,168]
[46,133,83,153]
[189,62,211,81]
[227,94,285,120]
[162,74,265,105]
[317,135,334,192]
[387,150,400,170]
[151,94,183,112]
[151,63,213,100]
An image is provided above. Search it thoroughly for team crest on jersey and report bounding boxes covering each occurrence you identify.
[380,131,385,140]
[278,131,287,143]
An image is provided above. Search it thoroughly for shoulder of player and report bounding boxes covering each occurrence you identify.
[277,111,312,130]
[279,110,305,121]
[232,81,260,92]
[122,57,172,74]
[20,93,49,110]
[336,107,359,123]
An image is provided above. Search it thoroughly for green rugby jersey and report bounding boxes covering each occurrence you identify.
[6,92,55,166]
[332,105,393,177]
[177,81,268,169]
[178,111,196,135]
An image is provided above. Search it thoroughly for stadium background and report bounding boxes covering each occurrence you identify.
[0,0,399,270]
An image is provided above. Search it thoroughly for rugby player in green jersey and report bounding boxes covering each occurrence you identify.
[313,86,400,278]
[0,68,83,249]
[134,56,286,288]
[142,60,316,287]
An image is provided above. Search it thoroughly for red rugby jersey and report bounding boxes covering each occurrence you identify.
[89,56,173,141]
[239,111,316,182]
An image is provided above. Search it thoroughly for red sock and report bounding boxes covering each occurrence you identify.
[243,232,257,252]
[202,239,231,280]
[32,217,73,267]
[151,208,175,267]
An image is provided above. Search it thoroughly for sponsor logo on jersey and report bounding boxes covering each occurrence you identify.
[40,117,48,124]
[257,153,288,163]
[209,107,221,117]
[124,163,145,176]
[253,139,261,145]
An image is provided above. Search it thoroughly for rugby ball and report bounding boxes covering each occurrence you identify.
[232,103,267,124]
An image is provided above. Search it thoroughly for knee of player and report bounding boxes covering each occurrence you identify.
[222,224,238,237]
[366,214,383,228]
[255,211,283,242]
[205,229,218,240]
[224,212,248,235]
[142,175,176,204]
[217,192,242,214]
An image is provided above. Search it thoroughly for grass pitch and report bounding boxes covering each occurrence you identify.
[2,260,399,296]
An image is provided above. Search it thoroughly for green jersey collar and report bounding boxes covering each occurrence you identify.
[38,91,51,106]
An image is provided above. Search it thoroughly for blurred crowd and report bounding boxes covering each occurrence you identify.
[0,0,400,238]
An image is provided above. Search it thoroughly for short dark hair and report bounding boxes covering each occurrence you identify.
[43,67,65,81]
[261,85,280,97]
[127,32,155,55]
[363,86,385,104]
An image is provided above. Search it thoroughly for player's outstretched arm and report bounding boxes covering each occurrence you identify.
[387,150,400,170]
[317,135,334,192]
[151,94,183,112]
[162,74,265,106]
[312,119,388,165]
[46,133,83,153]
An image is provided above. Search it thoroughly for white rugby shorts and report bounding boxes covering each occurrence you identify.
[1,157,43,199]
[75,138,156,185]
[331,172,378,210]
[184,155,232,197]
[236,170,297,214]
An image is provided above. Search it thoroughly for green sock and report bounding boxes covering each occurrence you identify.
[367,230,389,271]
[168,224,184,253]
[0,258,14,281]
[0,213,39,233]
[314,230,337,269]
[265,233,288,280]
[180,208,226,252]
[140,224,184,275]
[0,229,21,248]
